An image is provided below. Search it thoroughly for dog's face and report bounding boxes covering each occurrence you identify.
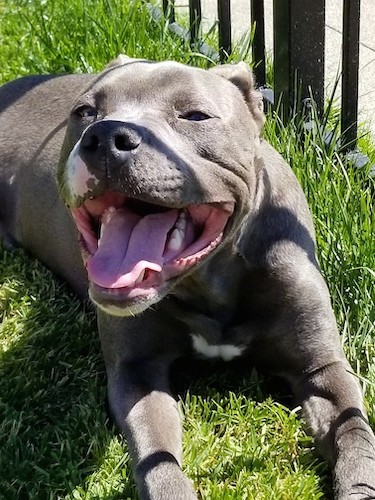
[58,59,264,316]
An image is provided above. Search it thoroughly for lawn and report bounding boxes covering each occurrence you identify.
[0,0,374,499]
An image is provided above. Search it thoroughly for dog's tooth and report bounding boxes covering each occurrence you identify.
[102,206,116,224]
[167,227,184,251]
[98,223,104,247]
[97,207,116,247]
[135,269,145,285]
[175,211,187,231]
[166,211,187,252]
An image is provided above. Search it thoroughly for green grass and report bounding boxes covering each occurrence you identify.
[0,0,374,498]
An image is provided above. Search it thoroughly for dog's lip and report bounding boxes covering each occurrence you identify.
[70,192,234,304]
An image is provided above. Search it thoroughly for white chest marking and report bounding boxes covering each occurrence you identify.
[191,334,245,362]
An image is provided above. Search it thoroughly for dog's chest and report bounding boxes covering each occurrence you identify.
[172,279,251,361]
[186,315,250,362]
[190,333,246,361]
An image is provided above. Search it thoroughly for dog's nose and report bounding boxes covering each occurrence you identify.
[80,120,142,171]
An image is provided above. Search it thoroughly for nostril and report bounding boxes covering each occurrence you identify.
[114,131,141,151]
[81,133,99,152]
[114,134,130,151]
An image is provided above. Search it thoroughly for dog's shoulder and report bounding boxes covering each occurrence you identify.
[236,139,317,270]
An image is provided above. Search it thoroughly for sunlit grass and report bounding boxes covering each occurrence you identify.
[0,0,374,498]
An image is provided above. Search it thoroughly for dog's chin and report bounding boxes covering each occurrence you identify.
[89,285,160,317]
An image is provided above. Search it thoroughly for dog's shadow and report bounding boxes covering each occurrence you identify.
[0,245,330,500]
[0,245,136,499]
[171,355,290,402]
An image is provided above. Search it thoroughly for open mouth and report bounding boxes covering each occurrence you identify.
[70,191,234,303]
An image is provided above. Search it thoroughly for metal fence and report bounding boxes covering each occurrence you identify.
[161,0,361,150]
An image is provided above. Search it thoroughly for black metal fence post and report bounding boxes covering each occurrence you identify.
[189,0,202,47]
[273,0,290,120]
[162,0,175,22]
[341,0,361,150]
[218,0,232,61]
[273,0,325,120]
[250,0,266,87]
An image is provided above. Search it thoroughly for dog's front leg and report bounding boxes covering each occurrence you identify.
[110,360,197,500]
[292,360,375,499]
[98,313,197,500]
[251,259,375,499]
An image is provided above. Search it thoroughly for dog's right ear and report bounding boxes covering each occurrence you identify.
[209,62,265,131]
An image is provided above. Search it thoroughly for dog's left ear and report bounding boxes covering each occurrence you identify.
[104,54,150,71]
[209,62,265,130]
[105,54,132,70]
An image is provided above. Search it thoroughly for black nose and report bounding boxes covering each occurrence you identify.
[80,120,142,171]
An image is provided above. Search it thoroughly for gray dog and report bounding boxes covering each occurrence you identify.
[0,57,374,499]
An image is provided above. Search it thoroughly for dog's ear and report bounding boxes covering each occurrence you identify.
[209,62,265,130]
[105,54,131,70]
[105,54,149,71]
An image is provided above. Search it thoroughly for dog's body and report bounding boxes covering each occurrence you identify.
[0,59,374,499]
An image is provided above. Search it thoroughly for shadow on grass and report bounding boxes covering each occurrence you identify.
[171,355,293,404]
[0,246,137,499]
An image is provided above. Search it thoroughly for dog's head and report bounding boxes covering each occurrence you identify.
[58,58,264,316]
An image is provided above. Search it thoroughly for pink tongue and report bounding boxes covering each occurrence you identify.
[87,207,179,288]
